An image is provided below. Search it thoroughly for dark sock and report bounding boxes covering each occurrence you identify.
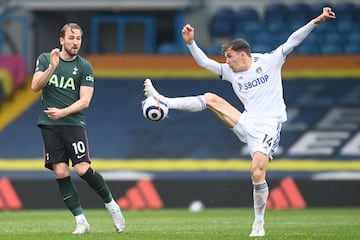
[56,176,83,216]
[80,167,113,203]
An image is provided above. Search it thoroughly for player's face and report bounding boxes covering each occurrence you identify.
[60,28,82,58]
[224,49,248,72]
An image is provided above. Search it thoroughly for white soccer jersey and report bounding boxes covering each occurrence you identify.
[221,48,287,122]
[187,20,317,124]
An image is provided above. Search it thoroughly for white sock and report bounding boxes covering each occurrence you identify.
[75,214,88,225]
[167,95,206,112]
[252,181,268,223]
[105,199,119,211]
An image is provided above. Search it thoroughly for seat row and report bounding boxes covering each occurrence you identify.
[204,2,360,55]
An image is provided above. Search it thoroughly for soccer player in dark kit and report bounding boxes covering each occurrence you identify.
[31,23,125,234]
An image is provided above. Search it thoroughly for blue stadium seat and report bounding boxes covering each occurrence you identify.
[302,33,323,46]
[336,20,358,34]
[310,2,334,17]
[289,20,308,32]
[241,21,266,35]
[333,2,359,21]
[346,32,360,45]
[312,21,333,34]
[287,3,312,23]
[267,21,288,34]
[251,32,275,48]
[264,3,289,23]
[251,42,272,53]
[295,43,320,55]
[320,43,343,55]
[235,7,259,23]
[232,31,248,40]
[344,44,360,54]
[209,7,235,38]
[233,19,260,36]
[324,32,345,45]
[274,31,290,44]
[206,44,222,55]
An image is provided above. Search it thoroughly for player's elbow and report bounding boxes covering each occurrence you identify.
[31,83,41,93]
[81,99,91,109]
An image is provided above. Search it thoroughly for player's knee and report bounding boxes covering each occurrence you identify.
[53,163,70,178]
[251,167,266,183]
[74,162,91,176]
[204,92,220,107]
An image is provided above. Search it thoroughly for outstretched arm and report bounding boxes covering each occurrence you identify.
[182,24,222,75]
[282,7,336,56]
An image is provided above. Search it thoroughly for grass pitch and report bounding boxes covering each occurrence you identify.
[0,208,359,240]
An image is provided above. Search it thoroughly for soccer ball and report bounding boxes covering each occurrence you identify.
[142,96,169,121]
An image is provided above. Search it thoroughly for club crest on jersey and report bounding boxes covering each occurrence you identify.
[73,67,79,75]
[256,67,263,74]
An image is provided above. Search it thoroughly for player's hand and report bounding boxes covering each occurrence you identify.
[313,7,336,24]
[49,48,60,69]
[182,24,195,45]
[44,107,64,120]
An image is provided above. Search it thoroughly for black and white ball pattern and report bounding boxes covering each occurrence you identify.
[142,96,169,121]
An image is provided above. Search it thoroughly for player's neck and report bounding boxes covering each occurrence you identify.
[60,51,77,61]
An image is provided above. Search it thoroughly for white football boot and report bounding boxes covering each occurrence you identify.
[143,78,167,103]
[72,223,91,234]
[249,221,265,237]
[108,204,126,233]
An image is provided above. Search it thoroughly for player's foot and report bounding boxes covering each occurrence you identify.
[249,221,265,237]
[72,223,91,234]
[143,78,167,103]
[108,204,126,233]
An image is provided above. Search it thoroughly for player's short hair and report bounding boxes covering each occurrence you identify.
[222,39,251,56]
[60,23,83,38]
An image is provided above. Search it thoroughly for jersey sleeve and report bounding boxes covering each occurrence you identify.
[264,47,286,68]
[34,53,50,73]
[220,63,234,83]
[80,58,94,87]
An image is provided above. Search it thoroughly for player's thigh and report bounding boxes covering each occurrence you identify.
[62,125,91,166]
[40,125,70,169]
[204,92,241,127]
[247,120,281,158]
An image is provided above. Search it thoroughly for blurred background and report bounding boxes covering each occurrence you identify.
[0,0,359,210]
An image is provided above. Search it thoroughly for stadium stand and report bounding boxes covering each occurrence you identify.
[0,55,26,100]
[0,69,13,100]
[204,2,360,55]
[208,7,236,38]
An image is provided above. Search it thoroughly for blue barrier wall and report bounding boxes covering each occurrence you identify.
[0,78,359,160]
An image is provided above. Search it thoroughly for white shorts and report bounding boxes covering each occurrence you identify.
[231,111,282,159]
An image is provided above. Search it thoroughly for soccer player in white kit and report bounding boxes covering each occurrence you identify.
[144,7,335,237]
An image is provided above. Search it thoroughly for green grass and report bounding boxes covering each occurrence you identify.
[0,208,359,240]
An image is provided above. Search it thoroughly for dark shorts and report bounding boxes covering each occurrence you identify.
[39,125,91,170]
